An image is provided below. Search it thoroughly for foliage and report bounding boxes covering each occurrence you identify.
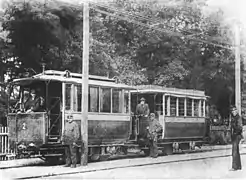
[0,0,237,117]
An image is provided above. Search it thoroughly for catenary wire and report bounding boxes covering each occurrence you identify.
[89,1,231,46]
[91,7,232,50]
[49,0,233,50]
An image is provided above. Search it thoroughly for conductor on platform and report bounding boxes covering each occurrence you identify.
[230,106,243,171]
[136,97,150,117]
[146,113,163,158]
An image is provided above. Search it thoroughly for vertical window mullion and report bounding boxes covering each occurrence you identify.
[98,87,101,113]
[184,98,187,116]
[71,84,74,111]
[163,95,165,117]
[121,89,124,114]
[167,96,170,116]
[192,99,194,117]
[110,88,113,113]
[198,100,201,117]
[176,98,179,116]
[128,91,131,114]
[203,100,206,117]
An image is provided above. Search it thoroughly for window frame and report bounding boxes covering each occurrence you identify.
[163,94,205,118]
[64,83,130,115]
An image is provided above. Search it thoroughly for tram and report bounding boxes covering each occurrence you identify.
[7,70,134,161]
[130,85,208,155]
[7,70,209,162]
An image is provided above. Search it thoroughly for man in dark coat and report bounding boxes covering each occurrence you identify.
[61,116,81,168]
[136,97,150,117]
[230,106,243,171]
[24,89,41,113]
[146,113,163,158]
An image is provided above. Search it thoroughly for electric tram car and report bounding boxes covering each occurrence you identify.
[7,70,133,161]
[130,85,208,155]
[7,70,208,162]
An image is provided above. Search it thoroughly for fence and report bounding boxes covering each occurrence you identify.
[0,126,10,160]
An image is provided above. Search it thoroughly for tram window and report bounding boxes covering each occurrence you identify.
[65,84,72,110]
[89,87,99,112]
[155,94,163,115]
[187,98,192,116]
[124,90,129,113]
[179,98,185,116]
[164,96,168,115]
[113,89,122,113]
[73,85,82,112]
[100,88,111,113]
[194,99,199,117]
[9,85,20,100]
[201,100,204,117]
[170,97,177,116]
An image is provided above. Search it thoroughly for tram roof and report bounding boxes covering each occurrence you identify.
[132,85,207,98]
[11,70,135,89]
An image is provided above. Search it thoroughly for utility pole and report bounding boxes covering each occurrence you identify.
[235,23,241,116]
[81,1,89,166]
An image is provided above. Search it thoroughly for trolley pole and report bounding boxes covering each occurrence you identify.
[81,1,89,166]
[235,23,241,115]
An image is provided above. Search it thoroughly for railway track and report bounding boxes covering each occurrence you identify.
[1,145,245,179]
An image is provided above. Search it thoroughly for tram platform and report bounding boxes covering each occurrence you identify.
[1,144,246,180]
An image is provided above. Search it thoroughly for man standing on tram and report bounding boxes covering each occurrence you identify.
[136,97,150,118]
[146,113,163,158]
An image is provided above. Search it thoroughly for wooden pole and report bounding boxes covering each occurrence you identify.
[235,23,241,115]
[81,1,89,166]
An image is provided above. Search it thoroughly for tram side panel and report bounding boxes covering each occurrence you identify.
[63,113,130,145]
[163,116,206,142]
[7,113,47,154]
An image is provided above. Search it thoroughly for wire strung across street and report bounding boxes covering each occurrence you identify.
[90,6,232,50]
[49,0,233,50]
[90,1,231,48]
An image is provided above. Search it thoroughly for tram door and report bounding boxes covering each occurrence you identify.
[47,81,62,143]
[130,94,155,140]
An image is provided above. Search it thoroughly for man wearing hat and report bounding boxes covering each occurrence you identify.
[61,115,81,168]
[230,106,243,171]
[24,89,42,113]
[136,97,150,117]
[146,113,163,158]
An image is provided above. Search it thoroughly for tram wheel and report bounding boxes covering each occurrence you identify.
[142,149,150,156]
[121,146,128,155]
[90,154,100,162]
[164,145,173,155]
[44,156,63,165]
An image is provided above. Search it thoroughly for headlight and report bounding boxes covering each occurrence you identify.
[18,144,27,150]
[29,143,36,147]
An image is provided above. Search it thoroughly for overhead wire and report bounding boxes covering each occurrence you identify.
[49,0,233,50]
[89,1,232,47]
[90,6,232,50]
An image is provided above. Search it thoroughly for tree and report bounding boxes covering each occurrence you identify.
[0,0,237,117]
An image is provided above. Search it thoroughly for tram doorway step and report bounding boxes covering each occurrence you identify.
[47,135,60,144]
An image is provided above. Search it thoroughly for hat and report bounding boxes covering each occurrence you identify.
[150,113,155,117]
[140,97,145,101]
[30,89,36,94]
[230,105,237,111]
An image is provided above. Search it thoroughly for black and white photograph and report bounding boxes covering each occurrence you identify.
[0,0,246,179]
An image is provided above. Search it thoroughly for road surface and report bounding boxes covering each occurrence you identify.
[1,145,246,179]
[35,154,246,179]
